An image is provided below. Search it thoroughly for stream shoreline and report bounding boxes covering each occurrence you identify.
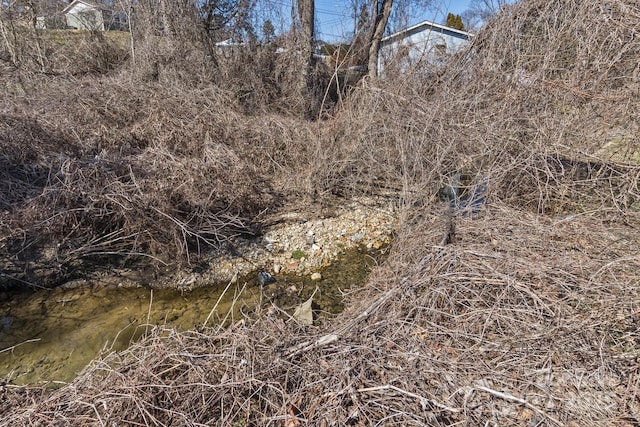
[27,193,398,292]
[1,192,397,292]
[0,193,397,385]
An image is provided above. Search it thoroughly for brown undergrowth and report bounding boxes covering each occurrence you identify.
[2,0,640,425]
[3,206,639,426]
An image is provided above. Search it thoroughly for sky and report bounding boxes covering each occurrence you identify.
[313,0,473,42]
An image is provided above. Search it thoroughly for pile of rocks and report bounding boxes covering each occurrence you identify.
[65,194,398,290]
[166,194,398,290]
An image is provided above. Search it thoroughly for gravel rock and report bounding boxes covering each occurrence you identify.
[121,193,397,290]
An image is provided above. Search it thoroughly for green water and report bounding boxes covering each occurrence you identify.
[0,247,383,385]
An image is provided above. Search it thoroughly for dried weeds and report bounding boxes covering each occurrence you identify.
[2,0,640,425]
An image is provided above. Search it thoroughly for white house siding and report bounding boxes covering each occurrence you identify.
[65,1,105,31]
[378,21,471,75]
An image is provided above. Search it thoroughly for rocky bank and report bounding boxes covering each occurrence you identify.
[62,193,398,290]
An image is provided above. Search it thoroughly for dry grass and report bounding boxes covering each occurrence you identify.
[2,0,640,425]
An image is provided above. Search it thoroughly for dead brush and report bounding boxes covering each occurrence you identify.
[0,69,332,287]
[1,83,274,286]
[345,0,640,215]
[3,0,640,425]
[4,205,639,425]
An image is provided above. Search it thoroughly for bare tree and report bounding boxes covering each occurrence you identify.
[366,0,435,77]
[463,0,510,29]
[367,0,393,77]
[297,0,314,65]
[200,0,255,40]
[347,2,371,66]
[293,0,314,113]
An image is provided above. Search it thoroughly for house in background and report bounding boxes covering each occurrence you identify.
[62,0,127,31]
[378,20,471,75]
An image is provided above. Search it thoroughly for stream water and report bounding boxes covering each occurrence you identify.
[0,247,383,386]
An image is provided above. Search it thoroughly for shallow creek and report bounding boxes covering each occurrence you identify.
[0,247,384,386]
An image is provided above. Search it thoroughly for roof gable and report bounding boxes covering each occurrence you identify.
[62,0,103,14]
[382,20,472,45]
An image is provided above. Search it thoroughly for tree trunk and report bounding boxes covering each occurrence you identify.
[297,0,315,113]
[297,0,314,72]
[367,0,393,78]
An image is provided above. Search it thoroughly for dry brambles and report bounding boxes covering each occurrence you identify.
[1,0,640,425]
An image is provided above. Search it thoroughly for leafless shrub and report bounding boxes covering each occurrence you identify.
[2,0,640,424]
[0,78,279,286]
[0,5,127,76]
[0,41,335,287]
[323,0,640,214]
